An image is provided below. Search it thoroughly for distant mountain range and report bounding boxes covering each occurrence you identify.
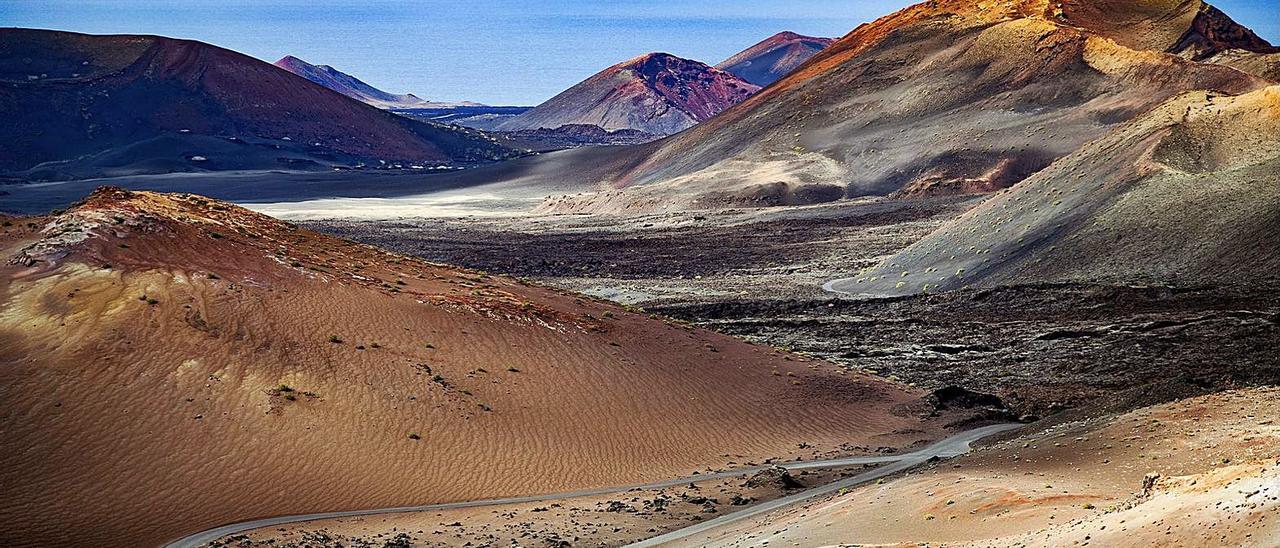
[496,53,760,135]
[716,31,835,87]
[492,32,834,137]
[0,29,519,180]
[273,55,483,109]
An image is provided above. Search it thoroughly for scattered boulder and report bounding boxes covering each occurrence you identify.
[928,386,1016,423]
[383,532,412,548]
[1141,473,1163,498]
[928,386,1005,410]
[682,494,709,505]
[605,501,633,513]
[743,466,805,490]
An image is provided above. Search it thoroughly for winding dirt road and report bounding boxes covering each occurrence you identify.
[166,423,1020,547]
[626,423,1022,546]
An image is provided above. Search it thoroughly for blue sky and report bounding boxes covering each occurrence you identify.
[3,1,1277,105]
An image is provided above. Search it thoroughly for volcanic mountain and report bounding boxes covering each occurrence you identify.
[716,31,835,87]
[0,29,517,180]
[496,53,760,135]
[273,55,479,109]
[558,0,1273,212]
[0,188,957,546]
[832,84,1280,296]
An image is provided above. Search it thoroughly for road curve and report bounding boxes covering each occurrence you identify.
[625,423,1023,547]
[822,276,875,297]
[165,424,1020,548]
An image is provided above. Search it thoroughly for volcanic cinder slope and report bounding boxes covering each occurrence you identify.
[834,84,1280,296]
[678,387,1280,547]
[716,31,835,87]
[273,55,479,109]
[496,53,760,135]
[0,188,955,547]
[0,29,517,180]
[550,0,1273,213]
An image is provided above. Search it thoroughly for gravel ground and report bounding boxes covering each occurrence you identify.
[305,196,1280,417]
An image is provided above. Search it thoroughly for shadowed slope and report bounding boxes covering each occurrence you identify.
[0,188,947,546]
[833,85,1280,296]
[0,29,517,180]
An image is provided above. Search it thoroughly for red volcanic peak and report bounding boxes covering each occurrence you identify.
[619,53,759,121]
[497,52,759,135]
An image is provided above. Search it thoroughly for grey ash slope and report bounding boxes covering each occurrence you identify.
[273,55,480,109]
[832,85,1280,296]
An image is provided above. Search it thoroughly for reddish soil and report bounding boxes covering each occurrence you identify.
[0,188,962,546]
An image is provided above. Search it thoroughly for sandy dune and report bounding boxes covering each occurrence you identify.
[0,189,961,546]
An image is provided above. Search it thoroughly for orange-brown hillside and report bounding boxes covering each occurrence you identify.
[560,0,1271,213]
[0,189,950,546]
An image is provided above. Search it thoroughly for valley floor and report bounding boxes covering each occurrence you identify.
[202,196,1279,546]
[214,463,881,547]
[304,197,1280,417]
[223,388,1280,547]
[21,190,1265,547]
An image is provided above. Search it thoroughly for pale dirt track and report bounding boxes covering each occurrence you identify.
[171,424,1021,547]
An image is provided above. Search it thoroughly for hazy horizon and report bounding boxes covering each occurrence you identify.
[4,0,1278,105]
